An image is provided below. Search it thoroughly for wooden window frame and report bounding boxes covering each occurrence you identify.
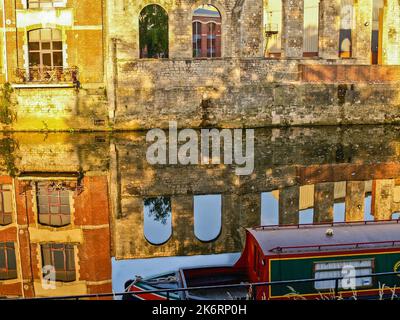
[28,28,63,69]
[36,182,71,227]
[0,242,17,280]
[41,243,76,282]
[0,184,12,226]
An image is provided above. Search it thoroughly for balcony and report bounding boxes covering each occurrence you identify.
[15,66,79,85]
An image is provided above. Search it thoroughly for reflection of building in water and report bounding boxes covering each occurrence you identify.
[112,127,400,260]
[1,130,400,284]
[0,134,112,298]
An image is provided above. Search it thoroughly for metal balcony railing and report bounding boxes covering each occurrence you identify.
[15,66,79,84]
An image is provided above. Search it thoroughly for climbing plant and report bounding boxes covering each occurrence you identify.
[0,83,17,125]
[0,137,19,177]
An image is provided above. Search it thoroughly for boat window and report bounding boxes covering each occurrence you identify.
[144,197,172,245]
[194,195,222,242]
[314,259,374,291]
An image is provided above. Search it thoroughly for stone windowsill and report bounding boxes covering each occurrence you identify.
[11,83,75,89]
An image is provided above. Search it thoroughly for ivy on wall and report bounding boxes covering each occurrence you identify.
[0,83,17,125]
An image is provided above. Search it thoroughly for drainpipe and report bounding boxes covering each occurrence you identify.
[1,0,8,82]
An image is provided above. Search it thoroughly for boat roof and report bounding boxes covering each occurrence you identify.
[248,221,400,256]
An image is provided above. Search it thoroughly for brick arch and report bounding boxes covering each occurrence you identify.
[190,1,228,57]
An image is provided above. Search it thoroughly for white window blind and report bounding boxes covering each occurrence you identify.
[314,259,373,290]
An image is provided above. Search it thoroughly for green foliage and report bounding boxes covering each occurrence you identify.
[0,137,18,177]
[144,196,171,225]
[0,83,16,125]
[139,5,169,58]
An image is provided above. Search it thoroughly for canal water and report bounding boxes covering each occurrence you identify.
[0,125,400,298]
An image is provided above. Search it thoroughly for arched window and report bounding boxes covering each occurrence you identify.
[28,28,63,68]
[139,5,169,58]
[192,5,221,58]
[144,197,172,245]
[0,185,12,226]
[194,194,222,242]
[36,182,71,227]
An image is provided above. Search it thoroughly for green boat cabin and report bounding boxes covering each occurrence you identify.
[235,221,400,300]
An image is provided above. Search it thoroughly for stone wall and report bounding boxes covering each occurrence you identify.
[112,58,400,129]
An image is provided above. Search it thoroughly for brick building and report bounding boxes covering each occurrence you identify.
[0,175,112,298]
[0,132,112,298]
[192,5,222,58]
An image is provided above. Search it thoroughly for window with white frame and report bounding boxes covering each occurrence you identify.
[314,259,374,290]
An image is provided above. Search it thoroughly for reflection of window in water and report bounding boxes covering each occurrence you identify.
[364,181,373,221]
[0,242,17,280]
[0,185,13,226]
[299,185,314,224]
[299,208,314,224]
[333,202,346,222]
[144,197,172,245]
[41,243,76,282]
[261,192,279,226]
[339,0,354,58]
[194,195,222,241]
[333,182,346,222]
[364,194,374,221]
[36,182,71,227]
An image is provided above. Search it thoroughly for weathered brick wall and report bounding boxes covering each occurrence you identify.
[0,87,109,131]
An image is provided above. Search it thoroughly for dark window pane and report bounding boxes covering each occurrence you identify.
[29,42,40,51]
[53,250,65,269]
[0,243,17,280]
[0,249,5,269]
[41,42,51,50]
[53,52,63,67]
[53,41,62,50]
[42,53,52,66]
[29,52,41,66]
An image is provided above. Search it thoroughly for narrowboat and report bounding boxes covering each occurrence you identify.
[124,221,400,300]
